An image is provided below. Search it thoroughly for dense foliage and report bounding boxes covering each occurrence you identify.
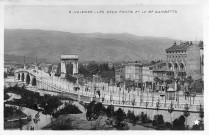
[173,115,186,130]
[105,105,114,118]
[4,105,24,118]
[86,100,106,121]
[4,85,62,115]
[127,110,140,124]
[152,114,165,129]
[52,102,82,118]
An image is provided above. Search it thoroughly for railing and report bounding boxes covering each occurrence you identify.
[14,68,203,113]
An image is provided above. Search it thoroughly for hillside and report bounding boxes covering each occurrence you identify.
[4,29,174,62]
[4,54,47,64]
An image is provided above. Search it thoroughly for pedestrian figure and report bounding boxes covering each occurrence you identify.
[97,90,100,98]
[102,94,105,102]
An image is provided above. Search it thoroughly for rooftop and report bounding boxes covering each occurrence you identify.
[166,41,193,52]
[126,62,143,66]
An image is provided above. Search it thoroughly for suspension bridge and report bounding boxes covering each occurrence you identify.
[14,68,203,113]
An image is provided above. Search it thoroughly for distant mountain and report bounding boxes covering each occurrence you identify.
[4,29,175,62]
[4,54,47,64]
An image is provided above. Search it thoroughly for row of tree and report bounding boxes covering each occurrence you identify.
[85,100,204,130]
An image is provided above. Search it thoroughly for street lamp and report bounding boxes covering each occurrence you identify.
[168,101,174,124]
[164,82,168,107]
[156,98,161,112]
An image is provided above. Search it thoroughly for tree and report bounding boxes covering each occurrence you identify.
[173,115,185,130]
[198,104,204,130]
[113,108,129,130]
[65,74,77,83]
[106,105,114,118]
[87,61,99,75]
[98,63,109,72]
[152,114,165,129]
[47,65,53,74]
[183,103,190,128]
[86,100,106,130]
[55,63,61,76]
[86,100,105,121]
[168,101,174,124]
[79,64,92,77]
[127,110,137,124]
[140,112,149,124]
[100,71,115,83]
[114,108,126,121]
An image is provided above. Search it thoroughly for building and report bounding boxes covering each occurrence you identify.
[125,63,143,83]
[142,66,154,83]
[153,62,168,80]
[199,43,204,81]
[125,62,154,83]
[165,41,203,80]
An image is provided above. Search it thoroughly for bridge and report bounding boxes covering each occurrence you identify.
[14,68,203,113]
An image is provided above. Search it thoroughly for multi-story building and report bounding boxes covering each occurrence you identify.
[142,66,154,83]
[125,63,143,83]
[125,62,154,83]
[165,41,203,80]
[153,62,168,80]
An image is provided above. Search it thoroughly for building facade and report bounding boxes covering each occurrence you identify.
[152,62,167,80]
[165,41,203,80]
[125,63,143,83]
[125,62,154,83]
[142,66,154,83]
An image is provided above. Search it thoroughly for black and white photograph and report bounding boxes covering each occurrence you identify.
[2,0,208,132]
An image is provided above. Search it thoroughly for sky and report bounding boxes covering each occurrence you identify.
[4,5,203,41]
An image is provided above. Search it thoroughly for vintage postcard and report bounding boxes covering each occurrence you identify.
[1,0,208,133]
